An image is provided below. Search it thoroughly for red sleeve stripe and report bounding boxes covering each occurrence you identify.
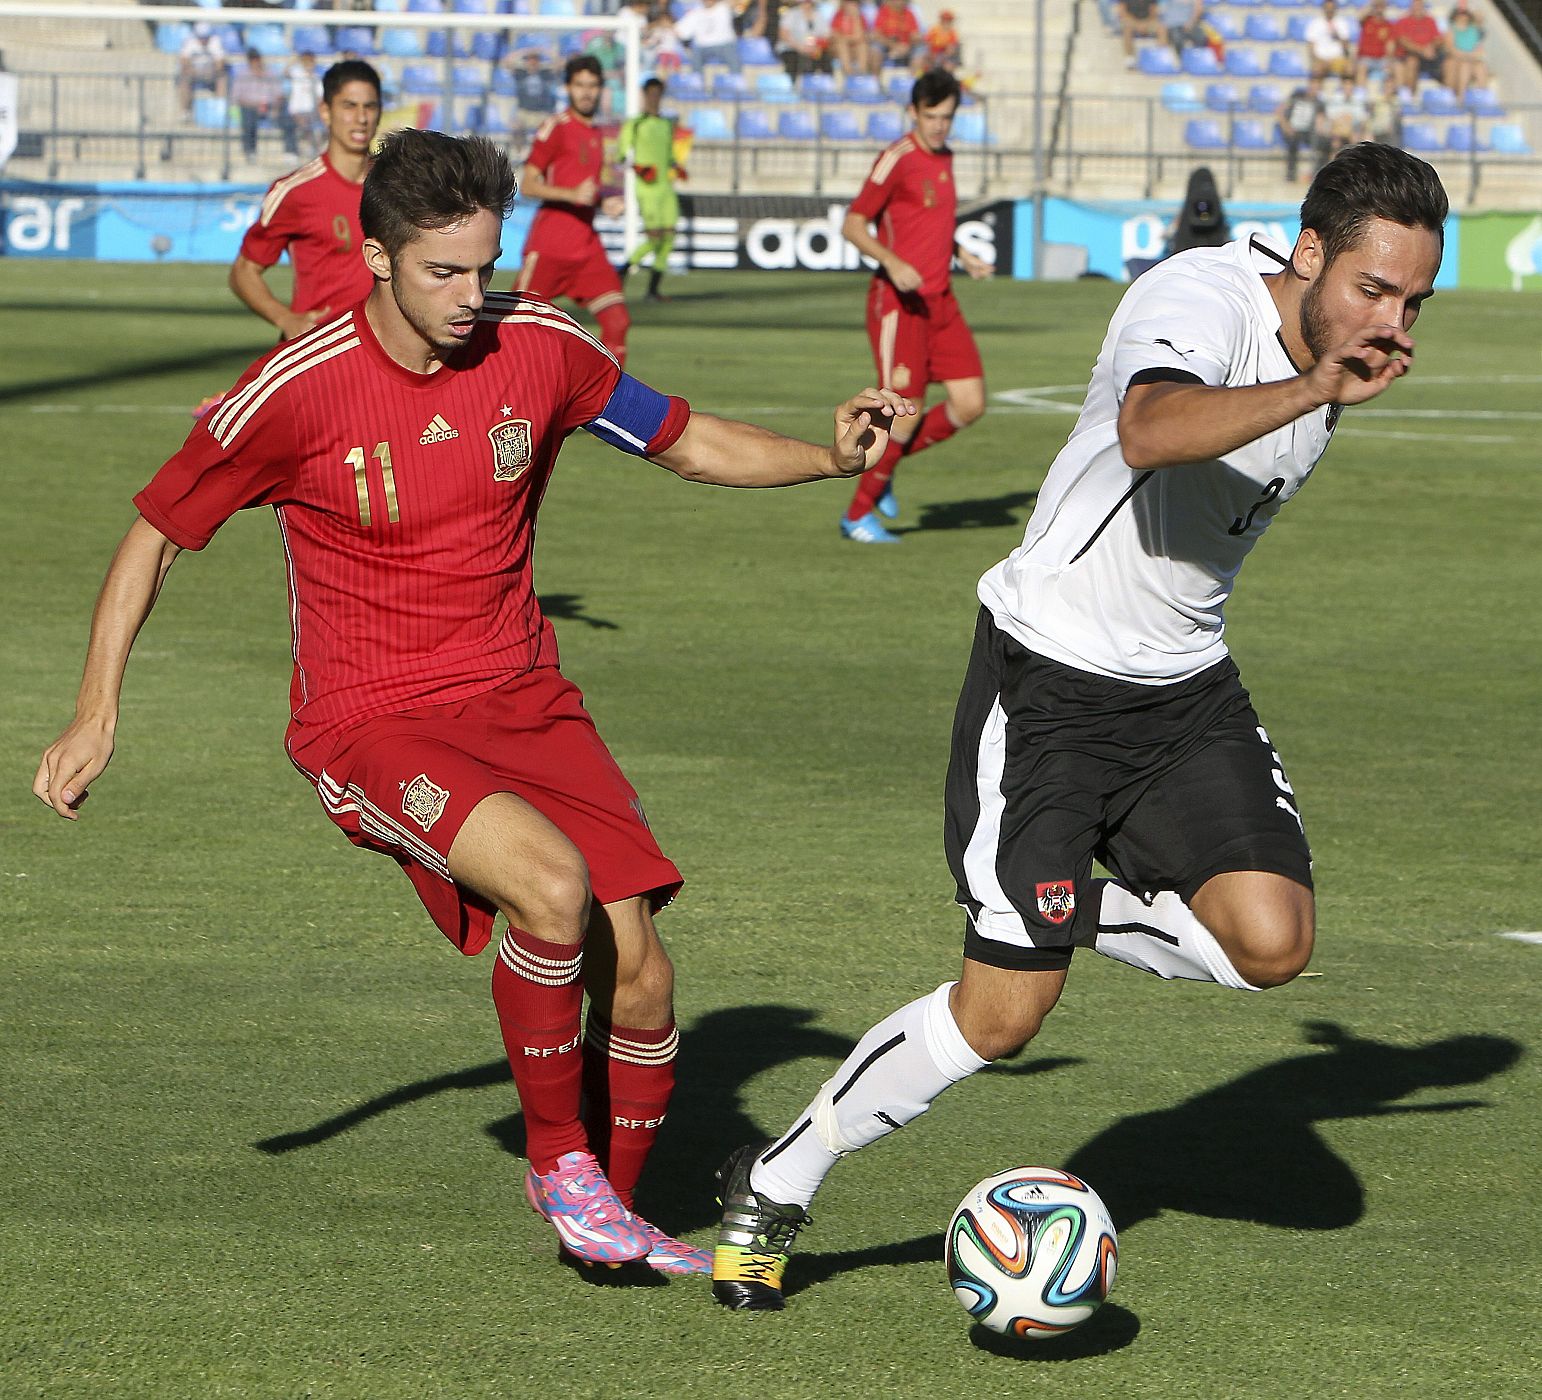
[870,137,914,186]
[477,307,619,370]
[259,157,326,226]
[208,315,356,443]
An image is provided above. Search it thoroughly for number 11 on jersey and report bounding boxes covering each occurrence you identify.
[347,442,399,527]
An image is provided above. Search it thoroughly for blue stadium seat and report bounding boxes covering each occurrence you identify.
[1205,82,1240,112]
[1137,46,1181,76]
[1235,119,1277,149]
[1161,80,1202,113]
[402,62,444,95]
[471,30,502,60]
[692,105,732,140]
[453,0,495,11]
[382,27,427,56]
[1249,82,1282,113]
[1286,14,1312,42]
[558,32,585,56]
[778,108,818,140]
[799,72,840,100]
[756,70,796,102]
[1225,48,1266,77]
[1230,0,1262,7]
[335,25,377,55]
[155,21,190,54]
[245,23,289,57]
[844,73,882,102]
[453,62,486,94]
[538,0,578,14]
[211,24,243,54]
[1400,120,1441,151]
[1421,86,1461,115]
[821,108,864,140]
[407,0,445,11]
[670,70,706,99]
[491,65,517,95]
[1490,123,1531,154]
[867,109,904,141]
[886,73,912,105]
[712,71,751,99]
[951,108,987,144]
[291,25,331,55]
[481,98,515,133]
[738,34,775,65]
[193,94,229,129]
[1465,87,1503,117]
[737,107,775,138]
[1208,12,1241,41]
[428,29,473,57]
[1269,48,1309,78]
[1244,14,1283,41]
[1182,48,1223,76]
[1444,123,1488,152]
[1184,117,1226,149]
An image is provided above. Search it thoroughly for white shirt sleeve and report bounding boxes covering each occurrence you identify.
[1110,273,1248,395]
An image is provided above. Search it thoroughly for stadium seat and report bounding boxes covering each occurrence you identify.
[777,108,818,140]
[481,98,515,133]
[557,32,585,56]
[711,71,752,99]
[1421,86,1461,115]
[211,23,243,54]
[1445,123,1489,152]
[692,105,731,140]
[1181,48,1223,76]
[1400,120,1441,151]
[291,25,331,55]
[844,74,882,102]
[1161,81,1203,113]
[427,29,473,57]
[453,62,486,94]
[154,22,190,54]
[192,94,229,129]
[867,109,904,142]
[1225,48,1266,77]
[1491,123,1531,154]
[1465,87,1503,117]
[407,0,445,11]
[756,70,796,102]
[471,30,502,60]
[336,25,378,55]
[737,107,774,138]
[821,109,864,140]
[1268,48,1309,78]
[738,35,775,65]
[491,65,517,95]
[1230,0,1262,7]
[799,72,840,100]
[1286,14,1312,42]
[538,0,578,14]
[1244,14,1284,41]
[1184,117,1226,149]
[951,108,988,144]
[1137,46,1181,76]
[1235,119,1277,149]
[1205,82,1240,112]
[245,22,288,56]
[382,27,427,56]
[402,63,445,95]
[1208,12,1241,41]
[1249,82,1282,113]
[670,70,706,99]
[453,0,495,11]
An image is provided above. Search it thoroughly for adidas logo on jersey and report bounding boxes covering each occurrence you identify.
[419,414,459,444]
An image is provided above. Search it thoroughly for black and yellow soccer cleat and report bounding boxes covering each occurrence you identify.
[711,1142,811,1312]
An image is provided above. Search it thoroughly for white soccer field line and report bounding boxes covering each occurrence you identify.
[1496,931,1542,945]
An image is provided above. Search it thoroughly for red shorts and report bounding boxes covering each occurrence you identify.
[517,227,625,313]
[866,279,983,395]
[311,667,682,955]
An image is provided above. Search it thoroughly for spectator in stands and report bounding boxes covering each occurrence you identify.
[677,0,742,71]
[177,22,227,119]
[1275,75,1327,181]
[1118,0,1165,70]
[872,0,922,71]
[1160,0,1208,57]
[1322,74,1368,153]
[924,9,962,71]
[1444,8,1489,99]
[1355,0,1397,88]
[828,0,876,76]
[512,49,560,116]
[1305,0,1355,78]
[231,49,284,161]
[778,0,831,77]
[1393,0,1447,88]
[283,49,323,158]
[644,11,687,74]
[1367,72,1404,144]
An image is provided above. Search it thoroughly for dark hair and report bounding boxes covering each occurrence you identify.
[642,76,664,93]
[565,54,603,84]
[361,130,518,258]
[1300,142,1448,267]
[910,68,962,111]
[322,59,382,105]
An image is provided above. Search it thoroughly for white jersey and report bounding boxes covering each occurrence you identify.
[979,235,1338,684]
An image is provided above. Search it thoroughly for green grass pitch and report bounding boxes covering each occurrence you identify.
[2,263,1539,1399]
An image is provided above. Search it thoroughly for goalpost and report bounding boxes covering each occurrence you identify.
[0,1,643,252]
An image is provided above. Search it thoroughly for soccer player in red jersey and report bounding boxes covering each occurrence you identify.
[516,55,631,366]
[839,68,995,544]
[230,61,383,341]
[35,130,913,1277]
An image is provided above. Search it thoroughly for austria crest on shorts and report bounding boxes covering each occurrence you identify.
[488,418,533,482]
[1036,880,1076,925]
[402,773,450,831]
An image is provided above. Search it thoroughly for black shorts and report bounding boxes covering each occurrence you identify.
[944,608,1313,972]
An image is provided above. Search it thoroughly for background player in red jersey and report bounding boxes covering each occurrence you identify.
[516,56,632,366]
[35,130,913,1279]
[839,68,994,544]
[228,60,382,342]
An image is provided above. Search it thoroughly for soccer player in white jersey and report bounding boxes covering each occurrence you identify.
[710,142,1449,1310]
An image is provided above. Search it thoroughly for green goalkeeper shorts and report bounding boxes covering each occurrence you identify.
[637,182,680,233]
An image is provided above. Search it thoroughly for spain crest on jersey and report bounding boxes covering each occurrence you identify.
[1036,880,1076,925]
[402,773,450,831]
[488,418,533,482]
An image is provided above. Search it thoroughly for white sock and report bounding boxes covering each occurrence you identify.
[1088,880,1260,991]
[750,982,988,1209]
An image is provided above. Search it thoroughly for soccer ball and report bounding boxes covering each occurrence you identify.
[945,1167,1118,1341]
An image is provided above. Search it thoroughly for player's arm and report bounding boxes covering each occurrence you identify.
[33,517,182,820]
[229,253,325,340]
[1119,322,1415,469]
[519,161,596,207]
[841,209,922,293]
[955,240,993,280]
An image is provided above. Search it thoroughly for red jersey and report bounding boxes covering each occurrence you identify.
[239,152,372,317]
[133,293,688,776]
[874,4,919,45]
[524,110,605,253]
[848,135,957,299]
[1357,14,1394,58]
[1392,13,1440,50]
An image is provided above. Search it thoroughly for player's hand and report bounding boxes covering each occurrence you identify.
[279,307,327,341]
[33,716,115,821]
[574,177,599,206]
[601,194,626,218]
[958,248,994,281]
[887,258,924,294]
[1306,322,1415,407]
[672,164,688,182]
[637,164,658,183]
[830,388,917,476]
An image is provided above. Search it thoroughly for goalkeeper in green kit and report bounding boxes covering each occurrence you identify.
[618,77,685,302]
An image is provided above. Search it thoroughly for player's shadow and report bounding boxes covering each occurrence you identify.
[968,1302,1141,1362]
[1063,1020,1523,1234]
[0,345,273,405]
[898,490,1039,534]
[537,592,620,631]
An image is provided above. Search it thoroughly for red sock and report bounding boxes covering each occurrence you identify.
[844,403,961,521]
[581,1014,678,1211]
[907,400,961,456]
[595,303,630,368]
[491,925,587,1173]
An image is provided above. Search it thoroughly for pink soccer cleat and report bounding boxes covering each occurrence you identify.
[524,1150,651,1266]
[634,1218,712,1276]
